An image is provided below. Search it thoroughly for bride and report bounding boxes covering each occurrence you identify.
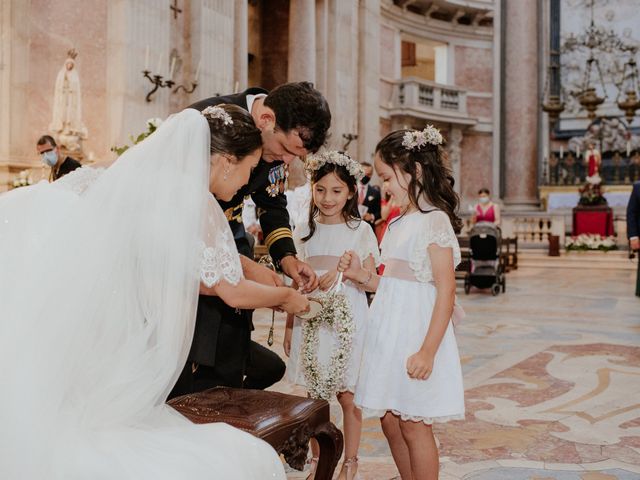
[0,105,308,479]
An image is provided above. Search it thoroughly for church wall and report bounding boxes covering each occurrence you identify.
[260,0,289,90]
[454,45,493,93]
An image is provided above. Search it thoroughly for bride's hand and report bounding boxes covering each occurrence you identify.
[318,269,338,291]
[278,288,310,315]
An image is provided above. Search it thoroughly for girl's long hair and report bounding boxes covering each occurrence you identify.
[376,129,462,233]
[302,160,360,242]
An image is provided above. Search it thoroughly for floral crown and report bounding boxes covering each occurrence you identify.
[401,125,443,151]
[305,150,365,181]
[201,106,233,126]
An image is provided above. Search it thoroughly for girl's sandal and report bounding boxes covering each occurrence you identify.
[338,456,361,480]
[305,456,319,480]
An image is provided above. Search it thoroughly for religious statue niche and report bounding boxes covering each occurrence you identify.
[567,117,640,185]
[49,49,88,156]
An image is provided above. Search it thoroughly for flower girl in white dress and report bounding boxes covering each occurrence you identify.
[283,151,379,480]
[338,127,465,480]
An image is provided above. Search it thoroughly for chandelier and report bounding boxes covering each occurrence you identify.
[542,0,639,124]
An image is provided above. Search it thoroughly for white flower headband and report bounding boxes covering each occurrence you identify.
[201,106,234,126]
[401,125,443,151]
[305,150,365,181]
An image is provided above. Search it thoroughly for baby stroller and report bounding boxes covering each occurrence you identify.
[464,222,506,296]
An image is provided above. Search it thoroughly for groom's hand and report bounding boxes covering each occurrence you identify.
[239,256,283,286]
[280,255,318,293]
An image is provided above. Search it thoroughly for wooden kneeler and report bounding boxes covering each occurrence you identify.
[168,387,343,479]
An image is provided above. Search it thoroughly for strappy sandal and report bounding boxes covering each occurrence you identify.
[338,456,361,480]
[305,456,319,480]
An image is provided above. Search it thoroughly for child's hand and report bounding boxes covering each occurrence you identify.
[406,349,435,380]
[318,269,338,291]
[283,327,292,357]
[337,250,362,281]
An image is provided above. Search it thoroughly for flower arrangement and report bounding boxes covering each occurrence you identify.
[565,234,618,251]
[12,170,33,189]
[305,150,364,181]
[301,289,355,400]
[111,117,163,156]
[578,181,607,206]
[402,125,443,151]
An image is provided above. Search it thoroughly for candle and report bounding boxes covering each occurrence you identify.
[560,145,564,159]
[194,59,201,82]
[144,45,149,71]
[627,140,631,158]
[156,51,163,75]
[234,80,239,93]
[169,57,176,80]
[576,146,580,159]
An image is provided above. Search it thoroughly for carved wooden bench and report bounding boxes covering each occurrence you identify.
[168,387,343,479]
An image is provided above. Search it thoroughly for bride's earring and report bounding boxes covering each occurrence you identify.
[223,167,229,181]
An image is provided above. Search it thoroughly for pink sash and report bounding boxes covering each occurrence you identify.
[382,258,466,326]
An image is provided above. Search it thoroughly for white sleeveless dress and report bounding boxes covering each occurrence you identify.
[355,210,465,423]
[287,219,380,393]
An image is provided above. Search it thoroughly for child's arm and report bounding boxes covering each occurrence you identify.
[283,280,300,357]
[338,251,380,292]
[406,244,456,381]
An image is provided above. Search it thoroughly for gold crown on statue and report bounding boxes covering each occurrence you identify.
[67,49,78,60]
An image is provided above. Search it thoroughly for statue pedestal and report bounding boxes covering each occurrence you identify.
[572,205,614,237]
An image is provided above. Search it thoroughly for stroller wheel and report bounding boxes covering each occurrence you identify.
[491,284,500,296]
[464,282,471,294]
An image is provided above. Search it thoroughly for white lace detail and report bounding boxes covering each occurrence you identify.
[409,211,461,283]
[362,407,465,425]
[52,166,104,196]
[200,195,243,288]
[357,222,381,267]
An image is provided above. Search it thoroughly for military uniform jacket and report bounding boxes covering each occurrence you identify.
[187,89,296,367]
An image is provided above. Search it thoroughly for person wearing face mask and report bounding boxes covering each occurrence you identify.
[36,135,81,181]
[357,162,381,227]
[472,188,501,225]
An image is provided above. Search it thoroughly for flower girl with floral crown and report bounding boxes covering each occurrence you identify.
[338,127,465,480]
[284,151,379,480]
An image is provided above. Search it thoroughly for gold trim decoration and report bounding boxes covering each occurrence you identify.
[264,227,292,248]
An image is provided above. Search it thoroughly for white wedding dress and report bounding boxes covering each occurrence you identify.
[0,109,286,479]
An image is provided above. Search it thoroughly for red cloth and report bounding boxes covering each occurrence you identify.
[573,206,614,237]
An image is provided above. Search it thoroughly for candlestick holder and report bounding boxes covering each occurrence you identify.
[142,70,175,102]
[342,133,358,151]
[142,70,199,102]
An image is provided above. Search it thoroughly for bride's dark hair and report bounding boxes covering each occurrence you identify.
[204,104,262,161]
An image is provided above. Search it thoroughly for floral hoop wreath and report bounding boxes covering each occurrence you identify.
[301,287,355,400]
[305,150,365,181]
[402,125,443,151]
[201,106,234,126]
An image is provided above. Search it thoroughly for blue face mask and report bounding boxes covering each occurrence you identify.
[42,150,58,167]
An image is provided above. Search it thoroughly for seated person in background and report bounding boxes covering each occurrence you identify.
[36,135,81,182]
[471,188,501,225]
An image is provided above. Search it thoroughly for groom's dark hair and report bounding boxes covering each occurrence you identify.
[264,82,331,153]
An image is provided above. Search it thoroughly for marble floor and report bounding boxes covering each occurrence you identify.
[252,262,640,479]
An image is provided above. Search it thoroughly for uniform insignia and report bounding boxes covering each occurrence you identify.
[266,164,289,197]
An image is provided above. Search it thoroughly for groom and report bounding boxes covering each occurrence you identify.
[169,82,331,398]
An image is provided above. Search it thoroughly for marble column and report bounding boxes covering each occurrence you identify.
[234,0,248,91]
[448,127,463,194]
[287,0,316,82]
[502,0,539,207]
[357,0,380,164]
[315,0,328,93]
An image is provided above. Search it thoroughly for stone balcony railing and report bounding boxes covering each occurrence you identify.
[385,77,476,127]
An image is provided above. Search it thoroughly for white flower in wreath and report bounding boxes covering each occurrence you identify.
[146,117,163,129]
[304,150,364,181]
[402,125,443,151]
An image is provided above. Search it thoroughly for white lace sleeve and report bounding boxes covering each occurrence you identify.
[410,211,461,283]
[357,222,381,267]
[52,166,104,196]
[200,195,243,288]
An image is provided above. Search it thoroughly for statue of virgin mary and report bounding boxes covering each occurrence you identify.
[49,49,88,151]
